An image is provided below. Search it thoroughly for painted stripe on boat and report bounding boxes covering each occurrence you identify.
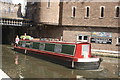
[20,40,88,45]
[15,46,74,59]
[77,58,100,62]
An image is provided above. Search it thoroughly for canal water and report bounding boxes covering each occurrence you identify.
[1,45,119,79]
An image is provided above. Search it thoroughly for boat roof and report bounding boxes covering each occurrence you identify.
[21,39,89,45]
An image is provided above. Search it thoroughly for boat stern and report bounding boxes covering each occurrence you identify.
[74,57,102,70]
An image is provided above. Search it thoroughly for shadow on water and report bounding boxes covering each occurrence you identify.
[2,45,120,79]
[22,51,73,69]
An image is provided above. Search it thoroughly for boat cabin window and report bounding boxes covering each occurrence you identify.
[45,43,55,52]
[25,41,33,48]
[21,41,26,47]
[39,43,45,50]
[61,44,75,55]
[54,44,62,53]
[33,42,40,49]
[18,41,75,55]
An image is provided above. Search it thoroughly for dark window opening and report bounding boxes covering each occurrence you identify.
[48,0,50,7]
[78,35,88,41]
[79,36,82,40]
[86,7,90,17]
[8,7,11,13]
[116,7,119,17]
[101,7,104,17]
[84,36,88,40]
[119,38,120,43]
[72,7,76,17]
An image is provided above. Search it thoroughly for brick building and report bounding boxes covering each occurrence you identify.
[26,1,120,53]
[0,1,32,44]
[0,1,22,18]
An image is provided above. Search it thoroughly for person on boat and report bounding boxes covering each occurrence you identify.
[20,33,33,40]
[60,35,63,41]
[20,33,27,40]
[15,35,20,47]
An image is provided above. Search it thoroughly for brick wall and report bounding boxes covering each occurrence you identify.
[63,26,119,51]
[62,2,119,27]
[0,2,21,18]
[39,2,60,25]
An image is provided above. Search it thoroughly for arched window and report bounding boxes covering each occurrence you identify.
[8,7,11,13]
[47,0,50,8]
[117,37,120,44]
[115,6,120,18]
[4,9,6,13]
[85,6,90,18]
[100,6,105,18]
[72,6,76,17]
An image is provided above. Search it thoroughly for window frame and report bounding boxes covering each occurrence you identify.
[77,35,89,42]
[4,9,6,13]
[100,6,105,18]
[116,37,120,44]
[85,6,90,18]
[8,7,11,13]
[47,0,51,8]
[115,6,120,18]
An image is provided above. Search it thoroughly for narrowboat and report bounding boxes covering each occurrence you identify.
[14,39,102,70]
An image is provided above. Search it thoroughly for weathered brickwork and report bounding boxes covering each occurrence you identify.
[39,2,60,25]
[61,2,120,52]
[62,2,119,27]
[26,2,40,24]
[0,1,21,18]
[63,27,119,52]
[39,25,63,38]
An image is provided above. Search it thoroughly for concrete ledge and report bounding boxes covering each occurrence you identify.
[92,49,120,54]
[92,52,120,58]
[0,69,12,80]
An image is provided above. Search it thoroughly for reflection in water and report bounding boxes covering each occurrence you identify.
[2,45,119,79]
[14,53,25,79]
[15,55,19,65]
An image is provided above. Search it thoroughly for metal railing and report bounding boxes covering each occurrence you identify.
[0,18,32,26]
